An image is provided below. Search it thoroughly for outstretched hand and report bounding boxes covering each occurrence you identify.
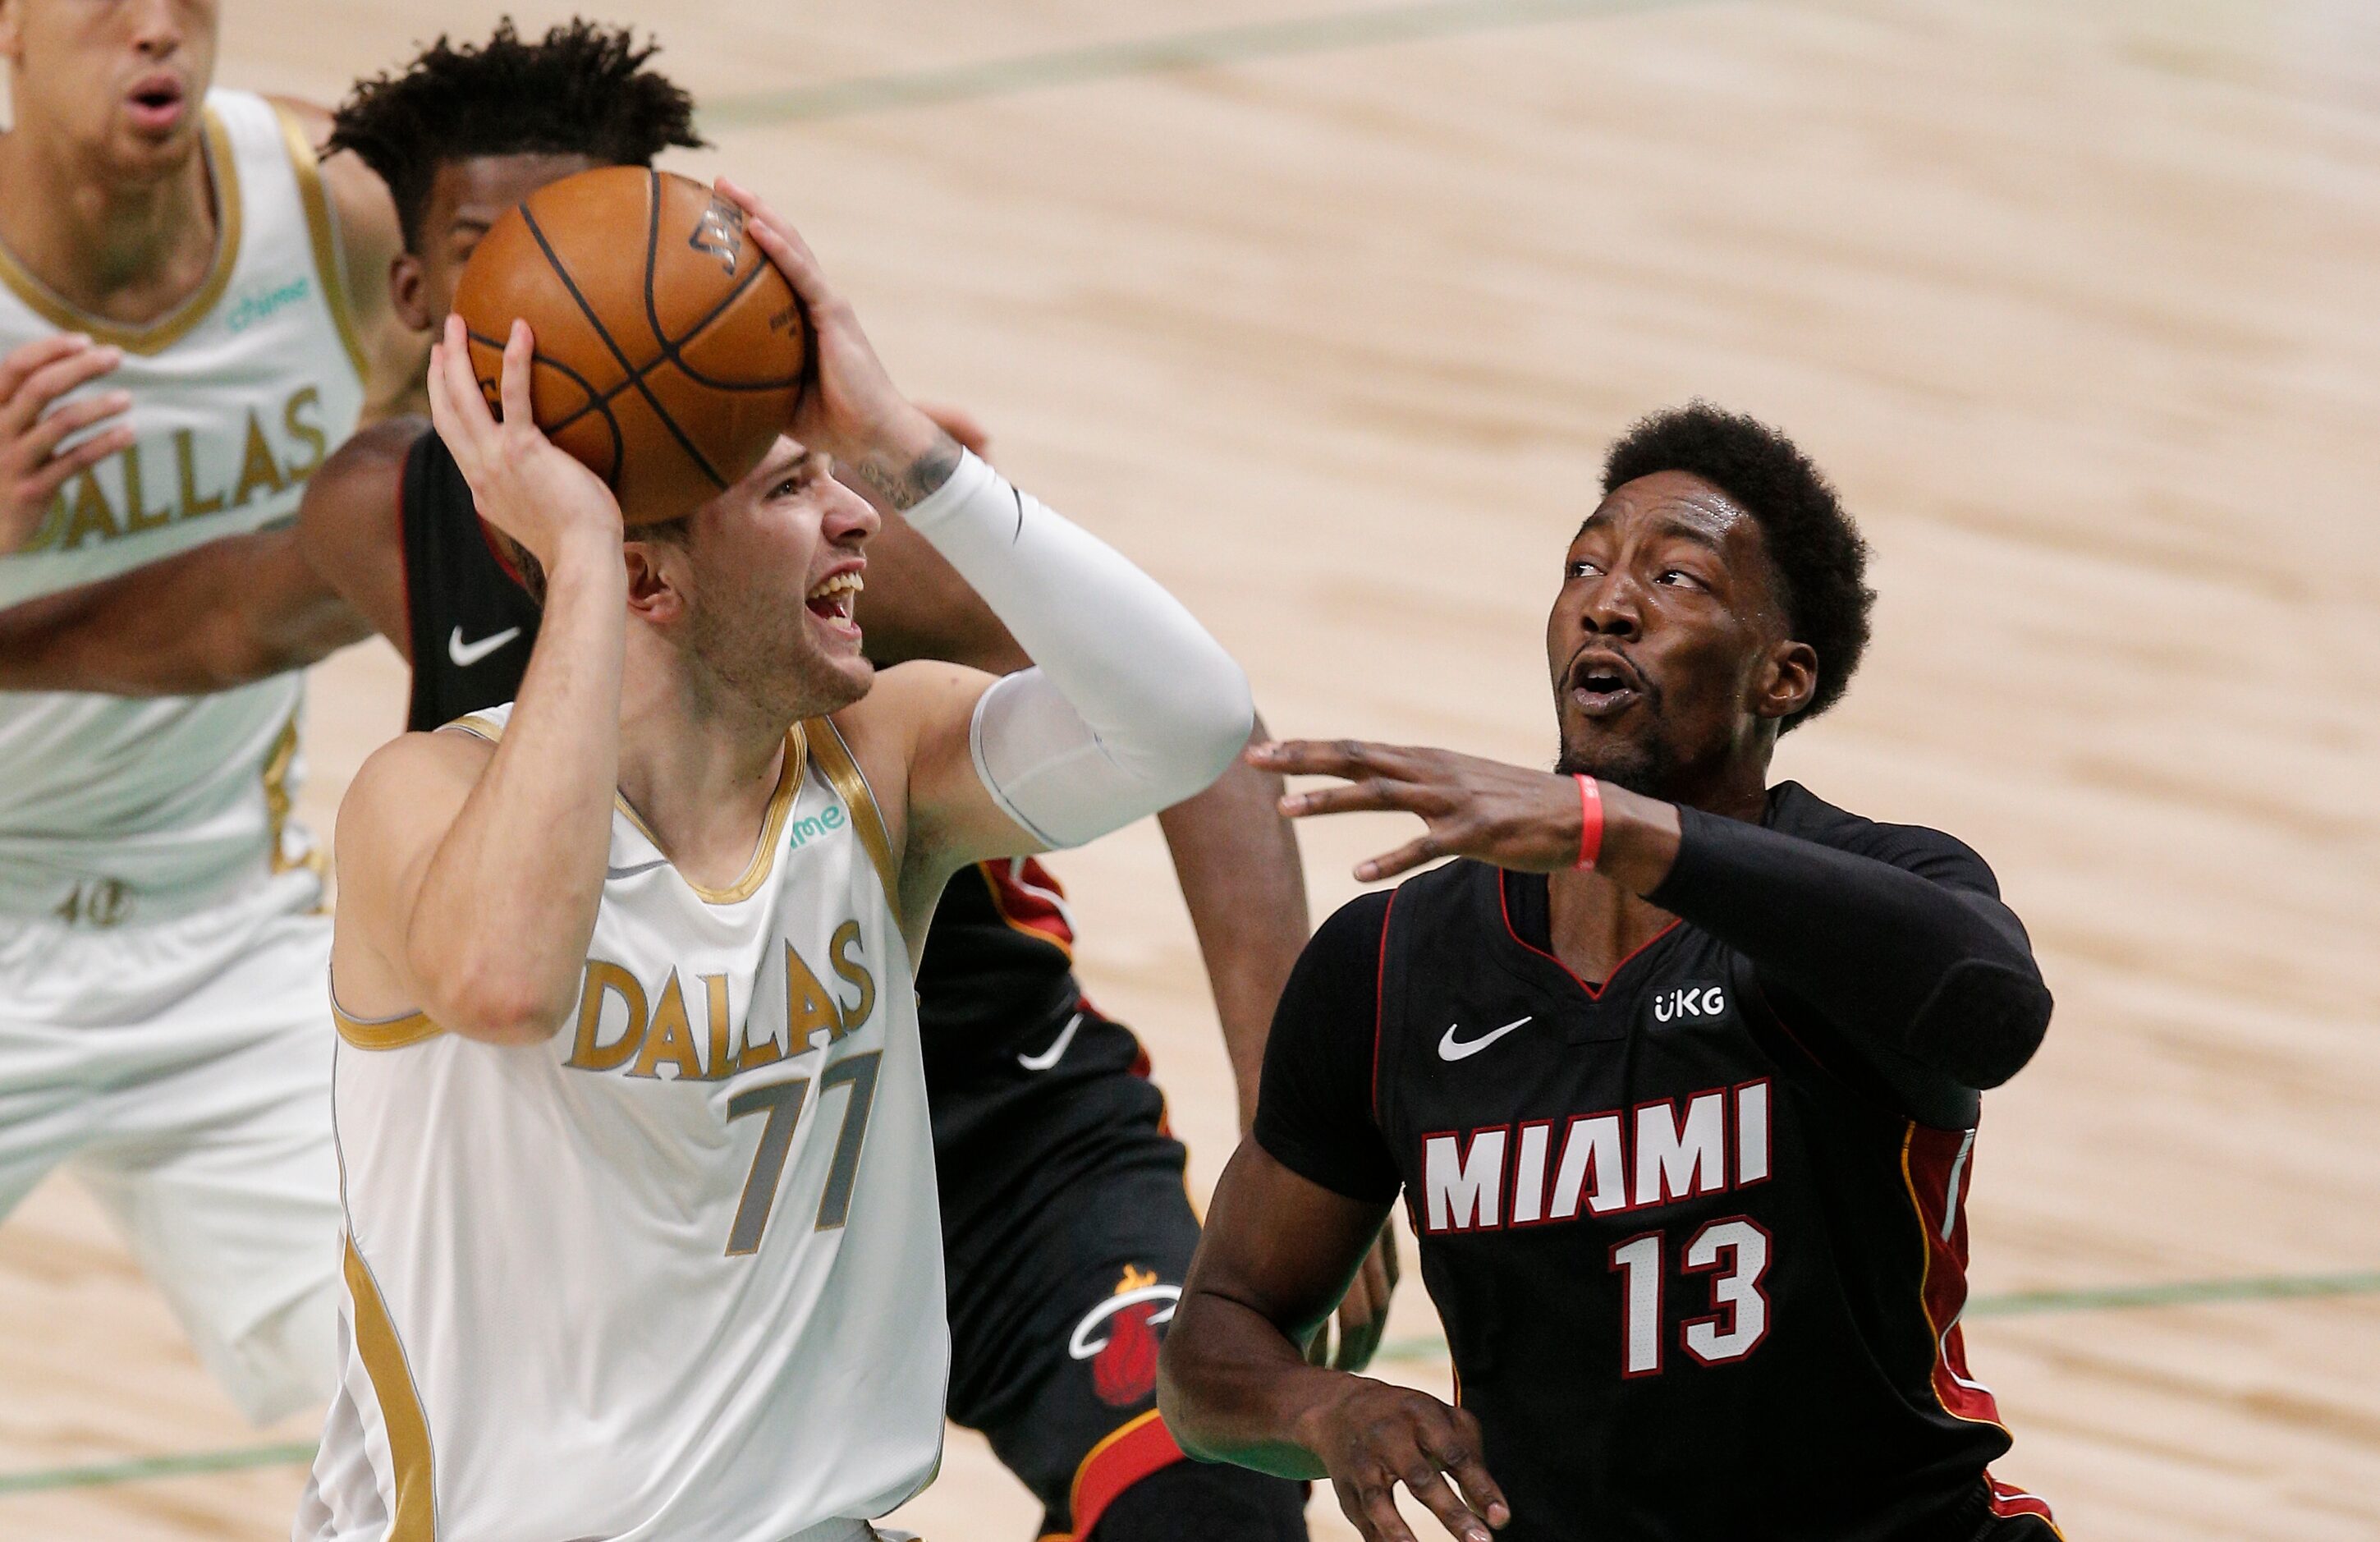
[1251,739,1588,882]
[424,315,622,574]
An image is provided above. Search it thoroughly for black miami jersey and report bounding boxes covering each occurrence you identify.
[1255,785,2061,1542]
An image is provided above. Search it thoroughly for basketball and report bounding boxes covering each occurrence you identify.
[451,166,810,526]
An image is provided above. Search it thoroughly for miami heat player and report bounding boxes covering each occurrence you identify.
[1162,405,2062,1542]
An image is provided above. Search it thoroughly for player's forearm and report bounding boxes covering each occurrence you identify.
[1158,714,1309,1131]
[0,526,366,694]
[1158,1288,1352,1480]
[405,539,625,1042]
[898,445,1252,846]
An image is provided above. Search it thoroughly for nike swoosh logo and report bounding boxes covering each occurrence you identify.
[448,625,522,668]
[605,858,670,882]
[1016,1011,1085,1072]
[1438,1015,1534,1062]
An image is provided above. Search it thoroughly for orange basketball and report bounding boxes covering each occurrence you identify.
[452,166,809,526]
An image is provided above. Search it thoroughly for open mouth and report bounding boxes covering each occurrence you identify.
[1566,650,1645,719]
[805,569,864,637]
[125,74,186,133]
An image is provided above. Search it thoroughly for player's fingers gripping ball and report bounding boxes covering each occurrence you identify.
[452,166,812,526]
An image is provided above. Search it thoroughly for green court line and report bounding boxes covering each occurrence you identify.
[701,0,1694,127]
[1965,1269,2380,1319]
[5,1269,2374,1498]
[0,1440,315,1497]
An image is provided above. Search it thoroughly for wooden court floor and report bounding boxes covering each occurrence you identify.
[4,0,2377,1535]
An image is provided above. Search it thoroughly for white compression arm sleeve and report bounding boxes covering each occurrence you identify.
[899,449,1253,849]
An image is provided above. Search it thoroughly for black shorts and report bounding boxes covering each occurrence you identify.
[933,1004,1242,1538]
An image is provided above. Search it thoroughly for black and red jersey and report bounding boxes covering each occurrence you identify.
[1256,787,2060,1541]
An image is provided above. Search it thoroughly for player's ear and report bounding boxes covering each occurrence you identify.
[1753,638,1818,722]
[622,538,687,626]
[391,253,433,334]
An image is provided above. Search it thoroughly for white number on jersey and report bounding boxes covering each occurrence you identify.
[1606,1215,1773,1376]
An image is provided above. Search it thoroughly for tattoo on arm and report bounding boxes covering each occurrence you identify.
[853,432,964,512]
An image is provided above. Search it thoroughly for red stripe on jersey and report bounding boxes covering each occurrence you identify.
[475,512,526,585]
[1986,1474,2065,1535]
[1062,1408,1187,1540]
[981,856,1077,958]
[1900,1122,2008,1430]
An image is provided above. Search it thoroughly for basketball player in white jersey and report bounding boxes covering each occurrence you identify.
[298,185,1254,1541]
[0,0,404,1420]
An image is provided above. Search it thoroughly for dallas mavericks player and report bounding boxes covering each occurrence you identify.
[300,185,1253,1540]
[0,0,402,1419]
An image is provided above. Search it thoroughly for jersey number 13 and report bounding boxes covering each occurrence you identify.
[1607,1217,1772,1376]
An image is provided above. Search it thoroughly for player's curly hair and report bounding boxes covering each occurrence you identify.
[328,17,705,253]
[1602,402,1874,729]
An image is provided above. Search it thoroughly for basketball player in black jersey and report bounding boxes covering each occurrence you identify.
[1160,405,2062,1542]
[0,23,1409,1541]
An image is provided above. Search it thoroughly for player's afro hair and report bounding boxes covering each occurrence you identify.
[328,17,705,253]
[1601,402,1874,730]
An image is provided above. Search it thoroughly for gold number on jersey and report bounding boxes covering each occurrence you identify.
[722,1050,884,1256]
[53,879,132,929]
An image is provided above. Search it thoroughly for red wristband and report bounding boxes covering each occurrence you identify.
[1574,773,1604,870]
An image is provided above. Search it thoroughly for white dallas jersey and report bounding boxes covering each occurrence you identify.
[306,706,947,1542]
[0,89,366,924]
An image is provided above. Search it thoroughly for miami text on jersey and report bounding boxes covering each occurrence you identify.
[1419,1079,1771,1234]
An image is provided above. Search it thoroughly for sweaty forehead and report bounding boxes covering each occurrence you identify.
[1575,470,1753,548]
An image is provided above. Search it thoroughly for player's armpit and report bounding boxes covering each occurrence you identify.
[826,659,1017,951]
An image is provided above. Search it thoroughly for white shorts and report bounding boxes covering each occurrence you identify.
[0,868,341,1424]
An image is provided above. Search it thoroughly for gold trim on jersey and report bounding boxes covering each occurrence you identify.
[332,996,443,1050]
[0,109,243,354]
[270,99,370,383]
[259,712,327,879]
[807,716,904,932]
[343,1238,438,1540]
[442,712,811,906]
[442,712,503,742]
[679,726,807,905]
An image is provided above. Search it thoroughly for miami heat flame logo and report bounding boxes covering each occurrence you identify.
[1070,1265,1181,1407]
